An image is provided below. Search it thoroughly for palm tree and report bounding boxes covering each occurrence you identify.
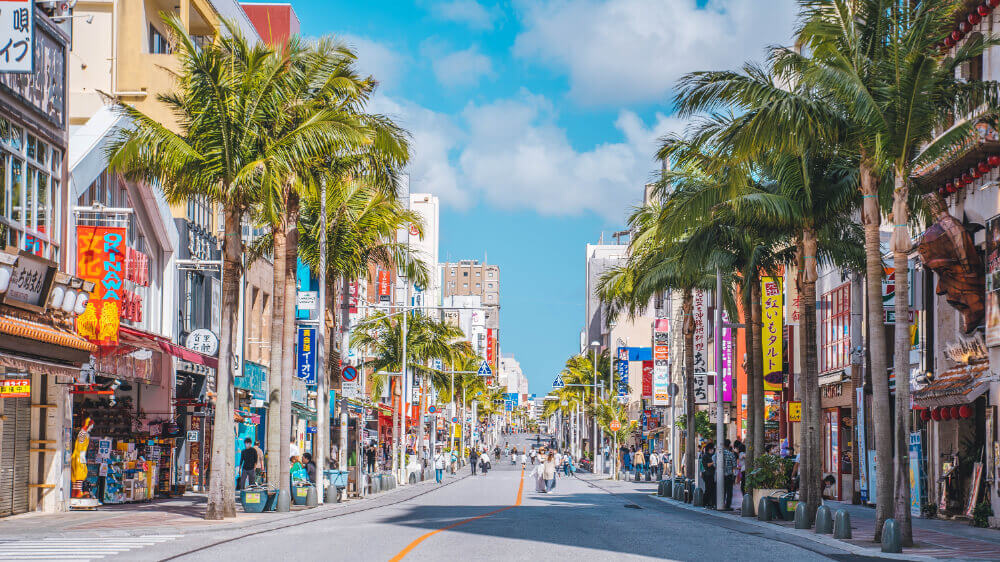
[106,16,355,519]
[594,395,637,478]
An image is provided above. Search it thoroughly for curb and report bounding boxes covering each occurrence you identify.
[646,492,938,561]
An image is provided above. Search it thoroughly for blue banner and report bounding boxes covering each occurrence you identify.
[296,326,317,385]
[236,361,268,400]
[624,347,652,361]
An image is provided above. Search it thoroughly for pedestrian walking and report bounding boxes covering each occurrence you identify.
[649,450,660,481]
[237,438,258,490]
[469,448,480,475]
[633,448,646,480]
[720,439,737,510]
[510,447,517,465]
[543,452,557,492]
[302,453,317,484]
[700,443,717,509]
[480,451,491,474]
[433,447,446,483]
[520,451,527,468]
[365,443,377,474]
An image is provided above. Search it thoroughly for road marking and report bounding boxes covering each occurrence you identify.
[0,535,179,561]
[389,468,525,562]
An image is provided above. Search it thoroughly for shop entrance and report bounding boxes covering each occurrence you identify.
[0,394,29,517]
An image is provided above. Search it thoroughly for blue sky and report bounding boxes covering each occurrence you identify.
[277,0,796,395]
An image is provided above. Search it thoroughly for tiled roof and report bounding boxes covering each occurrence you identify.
[0,314,97,352]
[913,362,993,407]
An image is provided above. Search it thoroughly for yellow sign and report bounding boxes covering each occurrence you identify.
[297,488,308,497]
[761,277,783,392]
[787,401,801,422]
[0,378,30,398]
[245,493,260,504]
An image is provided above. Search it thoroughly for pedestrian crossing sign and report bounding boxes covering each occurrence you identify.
[552,375,565,389]
[477,360,493,376]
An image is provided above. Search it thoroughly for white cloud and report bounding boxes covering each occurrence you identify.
[457,92,682,218]
[513,0,797,105]
[428,0,497,30]
[430,45,495,88]
[341,34,406,91]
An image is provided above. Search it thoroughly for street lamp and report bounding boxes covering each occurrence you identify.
[590,341,600,471]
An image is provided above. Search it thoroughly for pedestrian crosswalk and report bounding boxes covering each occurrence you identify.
[0,534,181,561]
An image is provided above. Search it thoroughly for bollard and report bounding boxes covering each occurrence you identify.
[757,497,774,522]
[276,488,291,512]
[741,493,755,517]
[673,482,683,500]
[325,485,339,504]
[794,502,811,529]
[409,472,417,484]
[881,519,902,553]
[833,509,852,539]
[692,487,705,507]
[305,486,318,507]
[814,505,833,534]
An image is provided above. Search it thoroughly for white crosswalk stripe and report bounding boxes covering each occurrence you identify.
[0,535,181,561]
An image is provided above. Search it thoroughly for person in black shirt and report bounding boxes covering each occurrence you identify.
[700,443,716,509]
[238,438,258,490]
[302,452,317,483]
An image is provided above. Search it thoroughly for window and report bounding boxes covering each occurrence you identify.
[487,283,494,289]
[475,271,481,276]
[488,271,494,278]
[149,24,171,54]
[820,283,851,373]
[475,283,481,288]
[463,271,468,277]
[463,283,468,288]
[1,123,61,259]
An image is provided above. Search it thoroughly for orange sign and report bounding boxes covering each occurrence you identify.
[0,378,30,398]
[609,420,621,431]
[76,226,127,343]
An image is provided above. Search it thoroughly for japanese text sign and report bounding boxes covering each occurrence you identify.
[0,377,29,398]
[296,326,316,385]
[761,277,783,391]
[0,1,32,73]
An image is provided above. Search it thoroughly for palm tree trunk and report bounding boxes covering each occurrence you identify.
[742,283,758,466]
[205,206,242,520]
[682,288,696,481]
[861,159,893,541]
[751,277,765,461]
[279,191,300,500]
[800,229,822,520]
[890,172,913,545]
[266,226,286,484]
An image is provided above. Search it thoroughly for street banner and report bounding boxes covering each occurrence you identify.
[692,291,707,372]
[377,269,391,301]
[0,1,32,73]
[76,225,128,343]
[296,326,316,385]
[909,432,924,516]
[987,216,1000,346]
[761,277,783,392]
[721,311,733,401]
[486,328,497,369]
[693,373,710,404]
[857,387,868,502]
[642,360,653,398]
[652,318,669,405]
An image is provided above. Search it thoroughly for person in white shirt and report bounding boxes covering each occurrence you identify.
[290,438,300,459]
[554,451,563,476]
[520,452,527,468]
[480,451,491,474]
[649,451,660,481]
[433,448,446,483]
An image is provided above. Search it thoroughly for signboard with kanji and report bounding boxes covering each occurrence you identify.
[761,277,783,391]
[0,1,32,73]
[296,326,316,385]
[0,377,29,398]
[652,318,670,405]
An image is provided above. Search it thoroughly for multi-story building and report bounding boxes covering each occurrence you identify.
[407,193,440,312]
[442,259,499,306]
[583,241,627,350]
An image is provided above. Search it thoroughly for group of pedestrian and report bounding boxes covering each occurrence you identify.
[618,444,668,481]
[468,448,492,475]
[699,439,739,510]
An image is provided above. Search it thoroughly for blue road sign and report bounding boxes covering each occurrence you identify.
[477,360,493,376]
[342,365,358,382]
[552,375,565,389]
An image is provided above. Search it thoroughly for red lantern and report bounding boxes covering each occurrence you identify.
[959,404,972,419]
[932,407,943,421]
[920,409,932,422]
[942,406,953,420]
[962,172,974,184]
[989,155,1000,167]
[953,30,966,42]
[972,167,982,179]
[978,161,990,174]
[951,405,961,419]
[945,181,956,193]
[979,4,993,17]
[960,21,974,33]
[990,0,1000,9]
[970,13,983,25]
[945,36,956,48]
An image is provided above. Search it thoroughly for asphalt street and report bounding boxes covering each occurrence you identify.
[100,434,884,562]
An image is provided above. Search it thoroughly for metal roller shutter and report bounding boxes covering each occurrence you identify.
[0,396,30,517]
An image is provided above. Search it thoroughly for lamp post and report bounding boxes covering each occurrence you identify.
[590,341,600,472]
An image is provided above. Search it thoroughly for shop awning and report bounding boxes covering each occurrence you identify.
[913,362,995,408]
[118,325,218,369]
[0,350,82,378]
[0,314,96,352]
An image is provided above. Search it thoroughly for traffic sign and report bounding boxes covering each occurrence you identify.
[552,375,565,388]
[342,365,358,382]
[428,405,438,414]
[610,420,621,431]
[477,360,493,376]
[451,416,459,423]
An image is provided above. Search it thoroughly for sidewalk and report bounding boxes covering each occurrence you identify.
[584,473,1000,560]
[0,472,459,541]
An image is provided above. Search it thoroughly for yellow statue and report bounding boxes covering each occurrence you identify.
[70,418,94,498]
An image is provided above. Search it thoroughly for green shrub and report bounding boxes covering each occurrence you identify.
[972,501,993,528]
[744,454,790,492]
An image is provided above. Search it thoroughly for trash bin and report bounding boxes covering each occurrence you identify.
[778,493,799,521]
[240,487,276,513]
[292,484,312,505]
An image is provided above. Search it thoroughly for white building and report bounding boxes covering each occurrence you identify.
[397,190,440,312]
[442,294,487,357]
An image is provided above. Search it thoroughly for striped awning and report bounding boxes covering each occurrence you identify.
[913,362,995,408]
[0,314,96,352]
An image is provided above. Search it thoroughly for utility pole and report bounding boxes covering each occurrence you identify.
[315,178,328,504]
[715,267,725,510]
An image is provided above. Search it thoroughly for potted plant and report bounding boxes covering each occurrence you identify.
[745,454,790,508]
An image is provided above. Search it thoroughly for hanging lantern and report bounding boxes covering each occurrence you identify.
[990,0,1000,9]
[945,36,956,48]
[979,4,993,17]
[970,12,983,25]
[960,21,974,33]
[946,181,956,193]
[941,406,953,420]
[920,409,932,422]
[932,407,943,421]
[972,167,982,179]
[951,405,961,419]
[978,161,991,174]
[953,30,966,42]
[959,404,972,419]
[989,155,1000,167]
[962,172,974,184]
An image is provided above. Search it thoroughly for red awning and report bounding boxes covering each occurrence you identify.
[118,325,219,369]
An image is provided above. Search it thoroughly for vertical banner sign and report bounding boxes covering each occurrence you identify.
[692,290,707,372]
[882,267,897,324]
[721,311,733,401]
[641,360,653,398]
[76,226,127,343]
[486,328,497,369]
[377,269,391,302]
[0,1,33,73]
[348,281,359,314]
[857,387,868,502]
[909,432,924,516]
[986,216,1000,347]
[616,347,629,398]
[761,277,783,392]
[692,373,709,404]
[296,326,316,385]
[652,318,670,405]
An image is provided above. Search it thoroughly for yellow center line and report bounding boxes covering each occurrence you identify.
[389,468,525,562]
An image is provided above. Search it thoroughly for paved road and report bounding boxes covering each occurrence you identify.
[98,434,877,562]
